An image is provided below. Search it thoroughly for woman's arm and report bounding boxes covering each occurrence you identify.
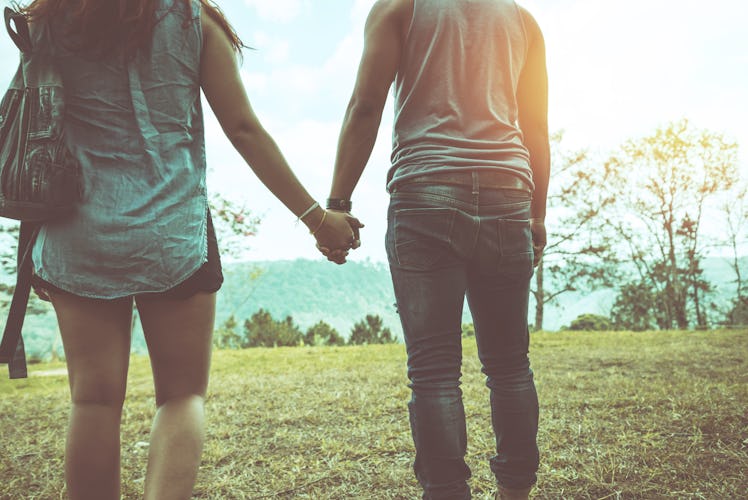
[199,9,360,260]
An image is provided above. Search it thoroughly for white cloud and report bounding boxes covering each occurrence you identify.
[244,0,310,23]
[352,0,376,23]
[526,0,748,157]
[241,70,269,93]
[247,31,291,64]
[237,2,369,120]
[236,114,393,263]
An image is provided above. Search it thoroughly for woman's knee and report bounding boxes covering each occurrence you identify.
[154,392,206,411]
[66,359,129,409]
[69,379,127,409]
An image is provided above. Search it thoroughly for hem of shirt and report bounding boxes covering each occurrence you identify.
[32,206,211,301]
[32,255,208,300]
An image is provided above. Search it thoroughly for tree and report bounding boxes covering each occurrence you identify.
[532,132,619,330]
[213,314,242,350]
[0,224,53,314]
[0,224,20,311]
[610,279,670,332]
[243,308,303,348]
[209,193,262,259]
[304,321,344,346]
[719,181,748,325]
[603,120,739,329]
[348,314,395,345]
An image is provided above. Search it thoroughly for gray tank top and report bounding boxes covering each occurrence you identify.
[32,0,208,298]
[388,0,532,190]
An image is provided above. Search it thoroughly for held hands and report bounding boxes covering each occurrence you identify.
[311,209,365,265]
[530,218,546,267]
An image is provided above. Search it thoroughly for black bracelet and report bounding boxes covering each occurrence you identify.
[326,198,352,212]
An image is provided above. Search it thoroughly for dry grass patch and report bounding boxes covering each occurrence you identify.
[1,330,746,499]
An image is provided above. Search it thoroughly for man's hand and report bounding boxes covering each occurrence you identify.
[316,211,365,264]
[530,218,546,267]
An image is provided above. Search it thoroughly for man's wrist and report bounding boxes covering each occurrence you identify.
[326,198,352,212]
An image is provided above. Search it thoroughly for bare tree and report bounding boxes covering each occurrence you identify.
[720,181,748,324]
[603,120,739,329]
[532,132,618,330]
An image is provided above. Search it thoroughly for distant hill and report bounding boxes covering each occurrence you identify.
[217,256,746,335]
[217,259,401,339]
[2,256,745,361]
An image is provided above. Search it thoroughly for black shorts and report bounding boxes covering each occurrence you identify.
[32,212,224,301]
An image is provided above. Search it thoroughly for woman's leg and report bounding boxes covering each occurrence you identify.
[135,291,215,500]
[49,291,134,500]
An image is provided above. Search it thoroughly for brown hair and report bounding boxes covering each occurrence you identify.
[20,0,244,57]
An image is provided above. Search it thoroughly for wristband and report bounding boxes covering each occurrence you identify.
[297,201,320,222]
[326,198,352,212]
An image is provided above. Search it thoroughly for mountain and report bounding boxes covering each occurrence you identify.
[216,259,400,339]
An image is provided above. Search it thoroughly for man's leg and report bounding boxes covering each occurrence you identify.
[467,214,539,493]
[387,201,473,499]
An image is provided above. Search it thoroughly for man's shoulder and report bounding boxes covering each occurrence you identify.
[368,0,412,22]
[365,0,413,38]
[516,4,542,41]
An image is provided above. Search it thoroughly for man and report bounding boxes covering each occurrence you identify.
[325,1,549,498]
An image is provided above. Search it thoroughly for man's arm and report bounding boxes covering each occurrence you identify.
[199,8,357,260]
[516,6,550,264]
[328,0,410,201]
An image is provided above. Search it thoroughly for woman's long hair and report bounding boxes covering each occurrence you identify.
[20,0,244,57]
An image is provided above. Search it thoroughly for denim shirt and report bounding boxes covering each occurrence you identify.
[32,0,208,298]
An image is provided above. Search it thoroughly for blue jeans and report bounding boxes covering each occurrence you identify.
[386,172,539,499]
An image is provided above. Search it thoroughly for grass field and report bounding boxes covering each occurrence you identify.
[1,329,746,499]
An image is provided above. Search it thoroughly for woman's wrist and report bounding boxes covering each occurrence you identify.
[300,205,324,230]
[297,201,320,223]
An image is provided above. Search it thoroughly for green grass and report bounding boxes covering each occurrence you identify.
[1,330,746,499]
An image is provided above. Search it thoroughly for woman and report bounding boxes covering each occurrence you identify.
[20,0,359,498]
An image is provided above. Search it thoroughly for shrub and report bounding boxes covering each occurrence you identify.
[214,315,243,350]
[461,323,475,337]
[304,321,345,346]
[348,314,396,345]
[567,313,613,331]
[726,297,748,326]
[243,309,303,347]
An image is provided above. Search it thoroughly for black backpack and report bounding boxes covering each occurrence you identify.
[0,8,82,378]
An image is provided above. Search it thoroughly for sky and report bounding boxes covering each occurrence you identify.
[1,0,746,263]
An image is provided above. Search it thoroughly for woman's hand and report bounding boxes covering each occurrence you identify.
[311,210,364,264]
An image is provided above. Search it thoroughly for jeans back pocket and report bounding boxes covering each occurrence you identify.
[391,207,456,271]
[497,218,533,276]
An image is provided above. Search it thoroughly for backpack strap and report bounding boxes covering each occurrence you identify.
[4,7,32,54]
[0,222,40,379]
